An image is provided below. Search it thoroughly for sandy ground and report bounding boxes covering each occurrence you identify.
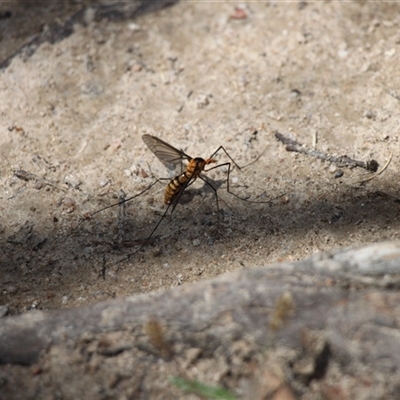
[1,1,399,314]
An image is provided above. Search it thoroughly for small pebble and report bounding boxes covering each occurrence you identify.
[64,174,81,189]
[280,195,290,204]
[128,22,141,31]
[29,300,38,310]
[61,296,68,306]
[328,165,337,173]
[63,197,75,207]
[99,177,109,187]
[335,170,344,178]
[290,88,301,98]
[192,239,201,247]
[364,110,375,119]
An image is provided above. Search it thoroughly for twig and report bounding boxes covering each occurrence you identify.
[274,131,379,172]
[352,152,392,185]
[13,169,66,192]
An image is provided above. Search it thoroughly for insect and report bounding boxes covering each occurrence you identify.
[117,134,267,258]
[76,134,268,268]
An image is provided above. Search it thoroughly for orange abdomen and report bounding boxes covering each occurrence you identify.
[164,158,215,205]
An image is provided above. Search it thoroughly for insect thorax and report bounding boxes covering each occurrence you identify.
[185,158,205,175]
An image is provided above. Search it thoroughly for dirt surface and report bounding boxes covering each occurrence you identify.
[1,1,400,316]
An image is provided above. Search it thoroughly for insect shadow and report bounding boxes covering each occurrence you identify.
[74,134,272,271]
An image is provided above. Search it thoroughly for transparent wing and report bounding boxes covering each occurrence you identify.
[142,134,192,170]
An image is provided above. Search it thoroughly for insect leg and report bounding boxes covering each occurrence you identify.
[111,202,173,266]
[204,161,257,202]
[208,144,267,170]
[208,146,242,170]
[198,175,221,217]
[206,154,274,204]
[240,146,268,170]
[112,176,202,265]
[117,189,127,246]
[73,178,164,231]
[91,178,165,219]
[63,178,168,250]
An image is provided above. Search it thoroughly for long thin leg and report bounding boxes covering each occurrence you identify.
[88,178,168,220]
[117,189,127,246]
[111,202,173,266]
[204,161,263,203]
[208,146,242,170]
[62,178,169,256]
[208,144,267,170]
[112,172,215,266]
[205,145,273,204]
[69,177,168,238]
[198,175,220,217]
[108,176,197,267]
[240,146,268,170]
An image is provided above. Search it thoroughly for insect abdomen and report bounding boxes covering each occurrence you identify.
[164,159,200,204]
[164,172,190,204]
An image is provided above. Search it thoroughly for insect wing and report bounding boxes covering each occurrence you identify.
[142,134,192,170]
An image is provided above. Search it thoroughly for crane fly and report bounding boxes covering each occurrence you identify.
[142,133,268,212]
[73,134,268,270]
[113,134,268,261]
